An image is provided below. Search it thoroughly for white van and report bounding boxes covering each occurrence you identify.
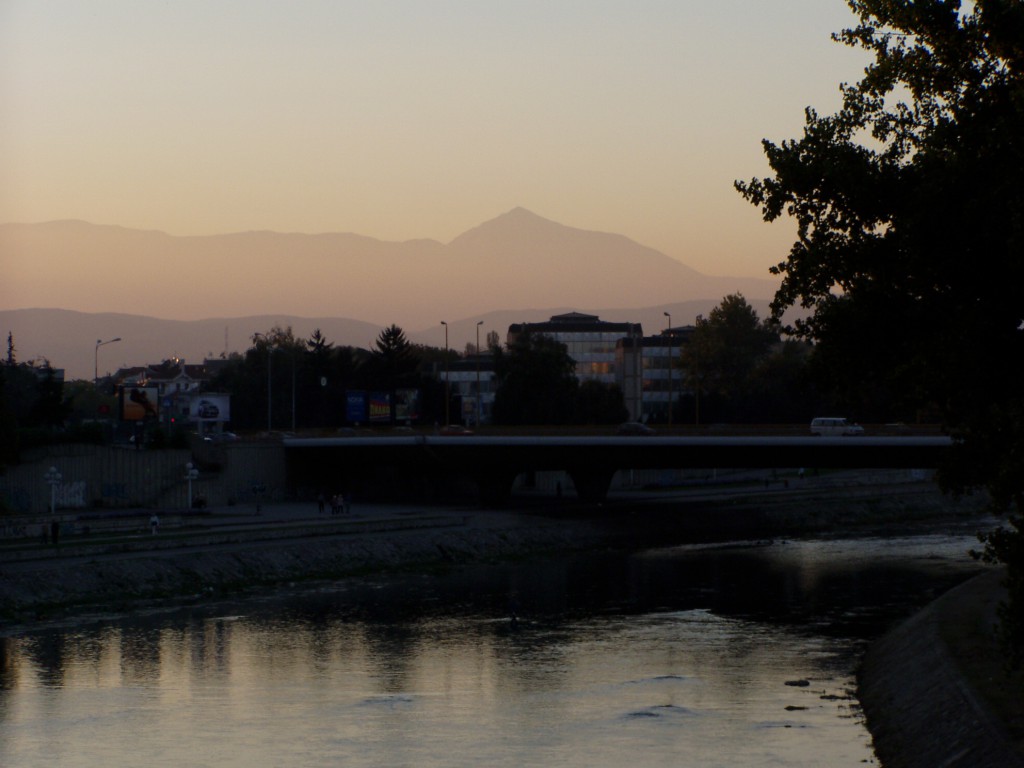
[810,417,864,436]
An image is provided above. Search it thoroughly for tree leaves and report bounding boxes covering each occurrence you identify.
[737,0,1024,663]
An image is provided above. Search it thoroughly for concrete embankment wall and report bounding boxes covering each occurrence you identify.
[858,570,1024,768]
[0,442,288,515]
[0,445,191,513]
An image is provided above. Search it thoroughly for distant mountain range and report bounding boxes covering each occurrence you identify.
[1,208,781,379]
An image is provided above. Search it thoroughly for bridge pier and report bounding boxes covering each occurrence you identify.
[566,468,615,503]
[474,468,519,508]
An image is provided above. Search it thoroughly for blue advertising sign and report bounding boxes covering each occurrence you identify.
[345,391,367,424]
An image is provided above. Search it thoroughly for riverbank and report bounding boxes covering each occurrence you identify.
[858,569,1024,767]
[0,471,989,625]
[0,504,623,625]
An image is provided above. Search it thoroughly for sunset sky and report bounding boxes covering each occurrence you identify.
[2,1,870,280]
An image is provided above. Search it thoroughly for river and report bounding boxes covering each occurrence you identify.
[0,517,996,767]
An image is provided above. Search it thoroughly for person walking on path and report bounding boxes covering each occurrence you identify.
[150,513,160,535]
[317,493,326,515]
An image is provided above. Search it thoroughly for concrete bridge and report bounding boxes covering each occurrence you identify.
[283,435,952,505]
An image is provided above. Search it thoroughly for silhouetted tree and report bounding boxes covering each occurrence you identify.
[0,366,18,471]
[736,0,1024,663]
[746,340,822,424]
[306,328,333,358]
[492,332,578,425]
[0,360,71,461]
[576,380,628,425]
[366,324,417,388]
[678,294,781,422]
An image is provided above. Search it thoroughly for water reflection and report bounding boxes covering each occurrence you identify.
[0,526,991,767]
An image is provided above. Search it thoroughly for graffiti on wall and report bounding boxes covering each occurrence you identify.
[55,480,87,509]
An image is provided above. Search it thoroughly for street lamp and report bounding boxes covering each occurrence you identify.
[663,312,673,427]
[695,314,703,427]
[441,321,450,427]
[44,466,62,516]
[184,462,199,510]
[94,337,122,384]
[254,333,272,432]
[475,320,483,426]
[633,325,643,424]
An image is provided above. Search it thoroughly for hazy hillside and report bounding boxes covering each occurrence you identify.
[2,208,778,331]
[2,208,783,378]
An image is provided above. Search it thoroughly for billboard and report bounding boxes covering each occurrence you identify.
[121,387,159,421]
[394,388,420,423]
[368,392,391,423]
[346,391,367,424]
[190,393,231,423]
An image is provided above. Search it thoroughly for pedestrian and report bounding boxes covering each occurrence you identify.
[317,492,325,515]
[331,494,340,515]
[150,513,160,535]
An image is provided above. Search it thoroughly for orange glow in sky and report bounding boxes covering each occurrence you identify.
[1,1,870,281]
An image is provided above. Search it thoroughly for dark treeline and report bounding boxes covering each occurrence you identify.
[211,324,452,431]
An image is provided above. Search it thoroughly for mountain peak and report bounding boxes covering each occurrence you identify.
[496,206,550,223]
[448,207,580,249]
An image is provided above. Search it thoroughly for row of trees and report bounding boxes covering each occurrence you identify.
[211,294,855,433]
[0,291,906,458]
[208,324,454,430]
[212,322,632,430]
[0,334,116,467]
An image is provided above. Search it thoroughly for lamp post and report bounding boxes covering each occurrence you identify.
[695,314,703,427]
[254,333,272,432]
[441,321,450,427]
[633,325,643,423]
[663,312,673,427]
[475,320,483,426]
[184,462,199,510]
[94,337,122,384]
[44,466,62,517]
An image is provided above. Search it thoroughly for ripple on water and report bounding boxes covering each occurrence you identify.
[623,703,701,721]
[357,693,417,709]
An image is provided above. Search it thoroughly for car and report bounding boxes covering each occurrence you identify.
[617,421,656,436]
[810,417,864,436]
[438,424,474,435]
